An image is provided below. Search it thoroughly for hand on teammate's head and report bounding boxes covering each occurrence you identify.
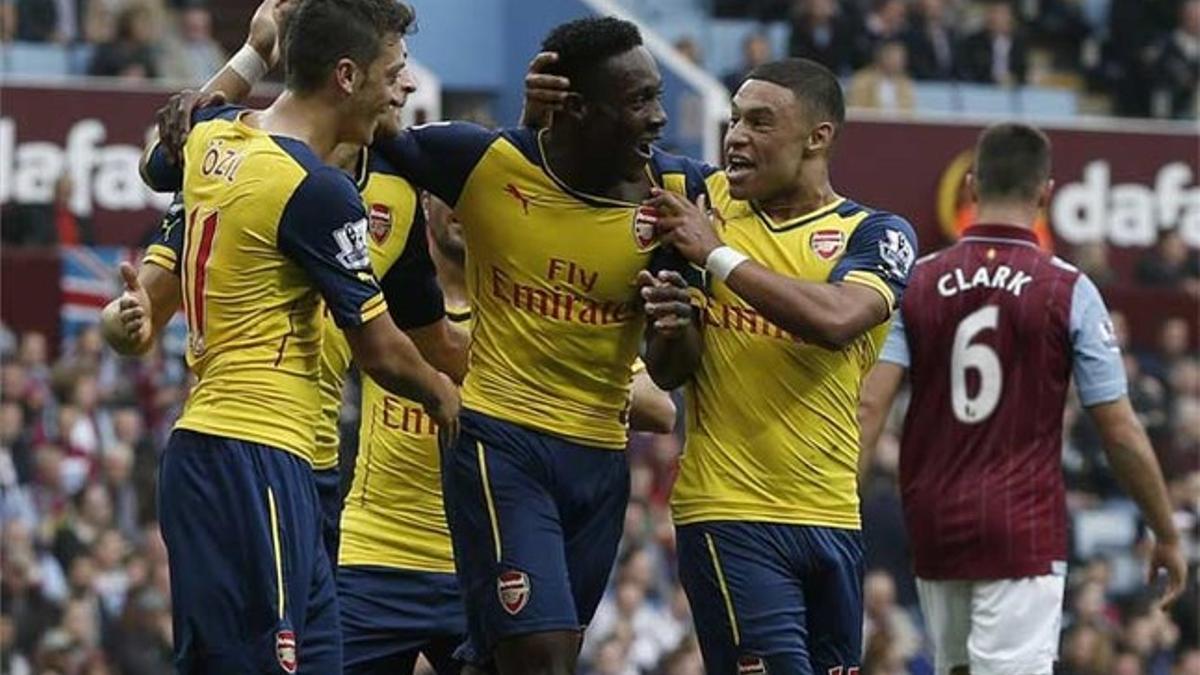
[156,90,228,165]
[522,51,571,128]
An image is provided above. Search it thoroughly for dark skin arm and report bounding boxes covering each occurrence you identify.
[647,189,890,350]
[1089,396,1187,608]
[144,0,293,168]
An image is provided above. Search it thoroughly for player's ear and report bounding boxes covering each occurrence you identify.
[560,92,587,121]
[333,57,359,96]
[965,171,980,204]
[1037,178,1055,210]
[806,121,836,155]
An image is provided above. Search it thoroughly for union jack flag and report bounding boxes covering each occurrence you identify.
[59,246,186,354]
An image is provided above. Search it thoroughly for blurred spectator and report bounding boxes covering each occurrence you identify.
[862,569,921,662]
[848,39,916,111]
[903,0,959,79]
[673,36,703,66]
[1141,317,1195,385]
[788,0,857,75]
[858,0,909,65]
[1149,0,1200,119]
[1136,231,1200,293]
[88,2,160,79]
[1026,0,1092,72]
[958,0,1029,85]
[1061,623,1117,674]
[160,2,225,84]
[721,32,773,93]
[0,175,94,247]
[14,0,72,42]
[1072,241,1118,287]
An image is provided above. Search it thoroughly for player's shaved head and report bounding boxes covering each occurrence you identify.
[973,123,1052,203]
[745,58,845,134]
[284,0,416,93]
[540,16,643,99]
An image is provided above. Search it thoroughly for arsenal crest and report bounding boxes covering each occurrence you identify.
[276,630,298,674]
[633,206,658,250]
[368,203,392,244]
[810,229,845,260]
[497,570,531,616]
[738,655,768,674]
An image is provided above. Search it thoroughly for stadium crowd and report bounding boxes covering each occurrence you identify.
[0,265,1196,673]
[5,0,1199,118]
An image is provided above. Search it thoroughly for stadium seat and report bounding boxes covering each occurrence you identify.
[2,42,71,77]
[68,44,96,76]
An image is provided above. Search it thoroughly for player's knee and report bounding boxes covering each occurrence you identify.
[493,631,579,675]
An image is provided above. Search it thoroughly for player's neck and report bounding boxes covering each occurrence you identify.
[329,144,363,174]
[975,201,1039,230]
[755,169,838,222]
[542,129,647,201]
[257,91,343,160]
[434,253,467,308]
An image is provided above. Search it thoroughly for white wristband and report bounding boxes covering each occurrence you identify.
[705,246,749,282]
[229,43,270,85]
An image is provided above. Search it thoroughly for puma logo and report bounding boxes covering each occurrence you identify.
[505,183,532,215]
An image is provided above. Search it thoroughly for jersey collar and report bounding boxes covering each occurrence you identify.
[961,223,1040,247]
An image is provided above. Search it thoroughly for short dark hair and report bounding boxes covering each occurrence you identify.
[284,0,416,93]
[973,123,1052,202]
[541,16,643,98]
[745,58,845,130]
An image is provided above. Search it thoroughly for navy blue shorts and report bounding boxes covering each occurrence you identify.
[312,467,341,569]
[442,410,629,662]
[158,429,340,674]
[675,521,864,675]
[338,566,465,674]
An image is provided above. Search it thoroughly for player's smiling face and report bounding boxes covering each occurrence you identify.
[724,79,808,201]
[579,46,667,182]
[348,35,405,146]
[373,39,417,141]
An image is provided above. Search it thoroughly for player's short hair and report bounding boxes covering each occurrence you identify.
[284,0,416,93]
[745,58,845,131]
[540,16,643,98]
[974,123,1052,202]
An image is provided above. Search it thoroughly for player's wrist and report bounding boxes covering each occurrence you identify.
[230,43,270,85]
[705,246,748,282]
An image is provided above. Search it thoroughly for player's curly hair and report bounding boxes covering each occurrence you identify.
[540,16,643,98]
[746,58,845,132]
[284,0,416,93]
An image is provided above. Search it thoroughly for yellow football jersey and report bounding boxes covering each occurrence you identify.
[339,304,471,571]
[141,105,386,464]
[378,124,706,449]
[314,149,441,470]
[671,176,917,529]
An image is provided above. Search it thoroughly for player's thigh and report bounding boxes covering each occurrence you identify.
[158,430,326,674]
[338,566,464,675]
[441,413,577,657]
[676,522,811,675]
[800,526,865,675]
[916,578,973,675]
[968,574,1065,675]
[312,466,342,570]
[559,445,630,627]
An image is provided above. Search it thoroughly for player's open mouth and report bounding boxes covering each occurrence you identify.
[726,154,754,180]
[634,136,658,159]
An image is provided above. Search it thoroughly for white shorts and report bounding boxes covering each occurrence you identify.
[916,573,1066,675]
